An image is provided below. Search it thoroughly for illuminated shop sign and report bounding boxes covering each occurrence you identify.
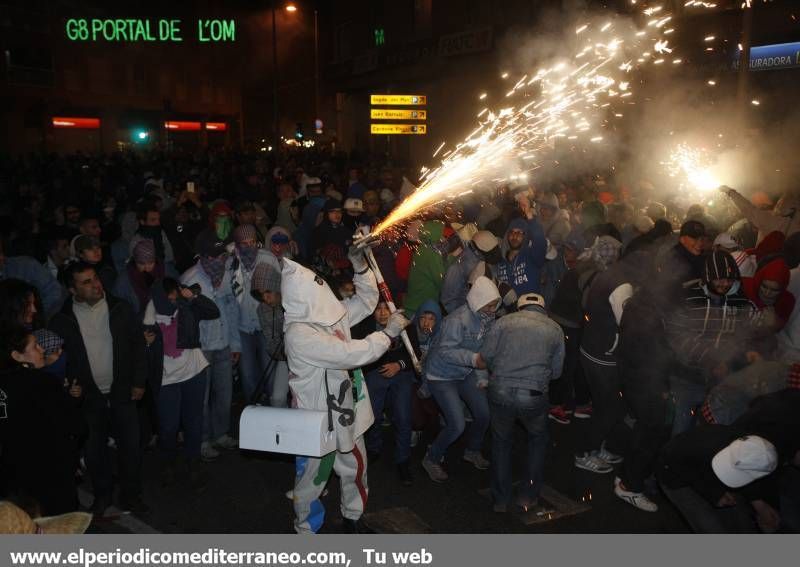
[65,18,235,43]
[52,117,100,129]
[734,42,800,71]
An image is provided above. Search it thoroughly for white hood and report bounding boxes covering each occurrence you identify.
[467,276,500,312]
[281,258,346,327]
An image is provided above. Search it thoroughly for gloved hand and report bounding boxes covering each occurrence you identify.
[347,245,369,273]
[383,310,411,338]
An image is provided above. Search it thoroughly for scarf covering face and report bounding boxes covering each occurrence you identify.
[127,261,164,311]
[200,256,227,288]
[237,245,258,271]
[150,281,183,359]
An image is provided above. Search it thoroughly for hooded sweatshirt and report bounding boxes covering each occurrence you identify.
[414,299,442,362]
[425,276,499,382]
[536,192,571,246]
[742,256,795,332]
[281,258,390,452]
[405,221,451,313]
[495,217,547,296]
[664,250,755,372]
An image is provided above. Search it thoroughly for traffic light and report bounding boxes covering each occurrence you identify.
[132,128,150,143]
[294,122,304,140]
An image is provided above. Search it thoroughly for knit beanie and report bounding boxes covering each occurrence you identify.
[252,263,281,293]
[132,239,156,263]
[232,224,258,245]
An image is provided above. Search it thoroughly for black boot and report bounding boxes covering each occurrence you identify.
[397,461,413,487]
[342,517,375,533]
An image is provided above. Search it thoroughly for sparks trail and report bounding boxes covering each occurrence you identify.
[372,1,725,236]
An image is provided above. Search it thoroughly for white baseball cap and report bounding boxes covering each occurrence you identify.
[344,198,364,212]
[711,435,778,488]
[517,293,545,310]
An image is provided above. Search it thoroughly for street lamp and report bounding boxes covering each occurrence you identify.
[271,2,319,153]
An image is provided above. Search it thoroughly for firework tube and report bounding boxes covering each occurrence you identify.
[355,226,423,375]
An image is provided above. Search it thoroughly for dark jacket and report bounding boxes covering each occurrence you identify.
[617,289,674,394]
[145,290,220,396]
[351,315,419,376]
[49,294,147,405]
[0,365,87,514]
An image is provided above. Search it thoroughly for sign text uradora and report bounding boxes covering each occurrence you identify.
[65,18,236,43]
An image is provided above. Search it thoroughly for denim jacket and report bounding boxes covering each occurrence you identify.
[440,246,481,314]
[425,304,491,382]
[181,260,241,352]
[480,306,565,394]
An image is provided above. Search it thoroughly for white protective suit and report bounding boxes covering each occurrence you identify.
[281,258,391,533]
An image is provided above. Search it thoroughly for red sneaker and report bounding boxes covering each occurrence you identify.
[573,404,593,419]
[548,405,571,425]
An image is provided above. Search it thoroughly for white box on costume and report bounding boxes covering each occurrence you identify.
[239,406,336,458]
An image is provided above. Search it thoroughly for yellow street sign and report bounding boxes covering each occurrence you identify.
[370,94,427,105]
[371,124,427,135]
[370,109,427,120]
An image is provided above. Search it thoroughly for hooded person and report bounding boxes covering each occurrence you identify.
[495,212,548,298]
[112,239,168,315]
[404,221,455,313]
[281,250,410,534]
[422,276,500,483]
[535,191,571,247]
[664,250,757,436]
[440,230,502,313]
[207,201,235,243]
[742,256,795,334]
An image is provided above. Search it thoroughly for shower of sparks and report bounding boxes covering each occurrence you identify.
[371,2,724,236]
[662,143,722,193]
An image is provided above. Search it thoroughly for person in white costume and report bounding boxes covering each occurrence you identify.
[281,247,410,533]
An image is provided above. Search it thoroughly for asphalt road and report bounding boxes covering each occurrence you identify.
[86,403,690,534]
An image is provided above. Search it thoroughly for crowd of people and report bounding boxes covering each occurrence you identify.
[1,147,799,533]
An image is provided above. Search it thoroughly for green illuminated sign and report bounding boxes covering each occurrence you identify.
[65,19,236,43]
[374,28,385,47]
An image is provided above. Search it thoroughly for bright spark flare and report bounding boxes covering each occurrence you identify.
[372,4,688,236]
[663,143,721,193]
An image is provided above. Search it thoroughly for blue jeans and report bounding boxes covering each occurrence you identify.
[158,371,208,460]
[488,386,549,507]
[203,347,233,442]
[239,331,268,403]
[365,368,414,464]
[427,371,489,463]
[670,372,707,437]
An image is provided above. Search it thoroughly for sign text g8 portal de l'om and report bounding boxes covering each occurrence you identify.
[65,18,235,42]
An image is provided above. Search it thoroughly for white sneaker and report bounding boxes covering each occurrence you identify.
[214,434,238,450]
[614,477,658,512]
[410,431,422,448]
[574,454,613,474]
[598,443,624,464]
[462,450,490,470]
[422,451,449,483]
[201,442,220,462]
